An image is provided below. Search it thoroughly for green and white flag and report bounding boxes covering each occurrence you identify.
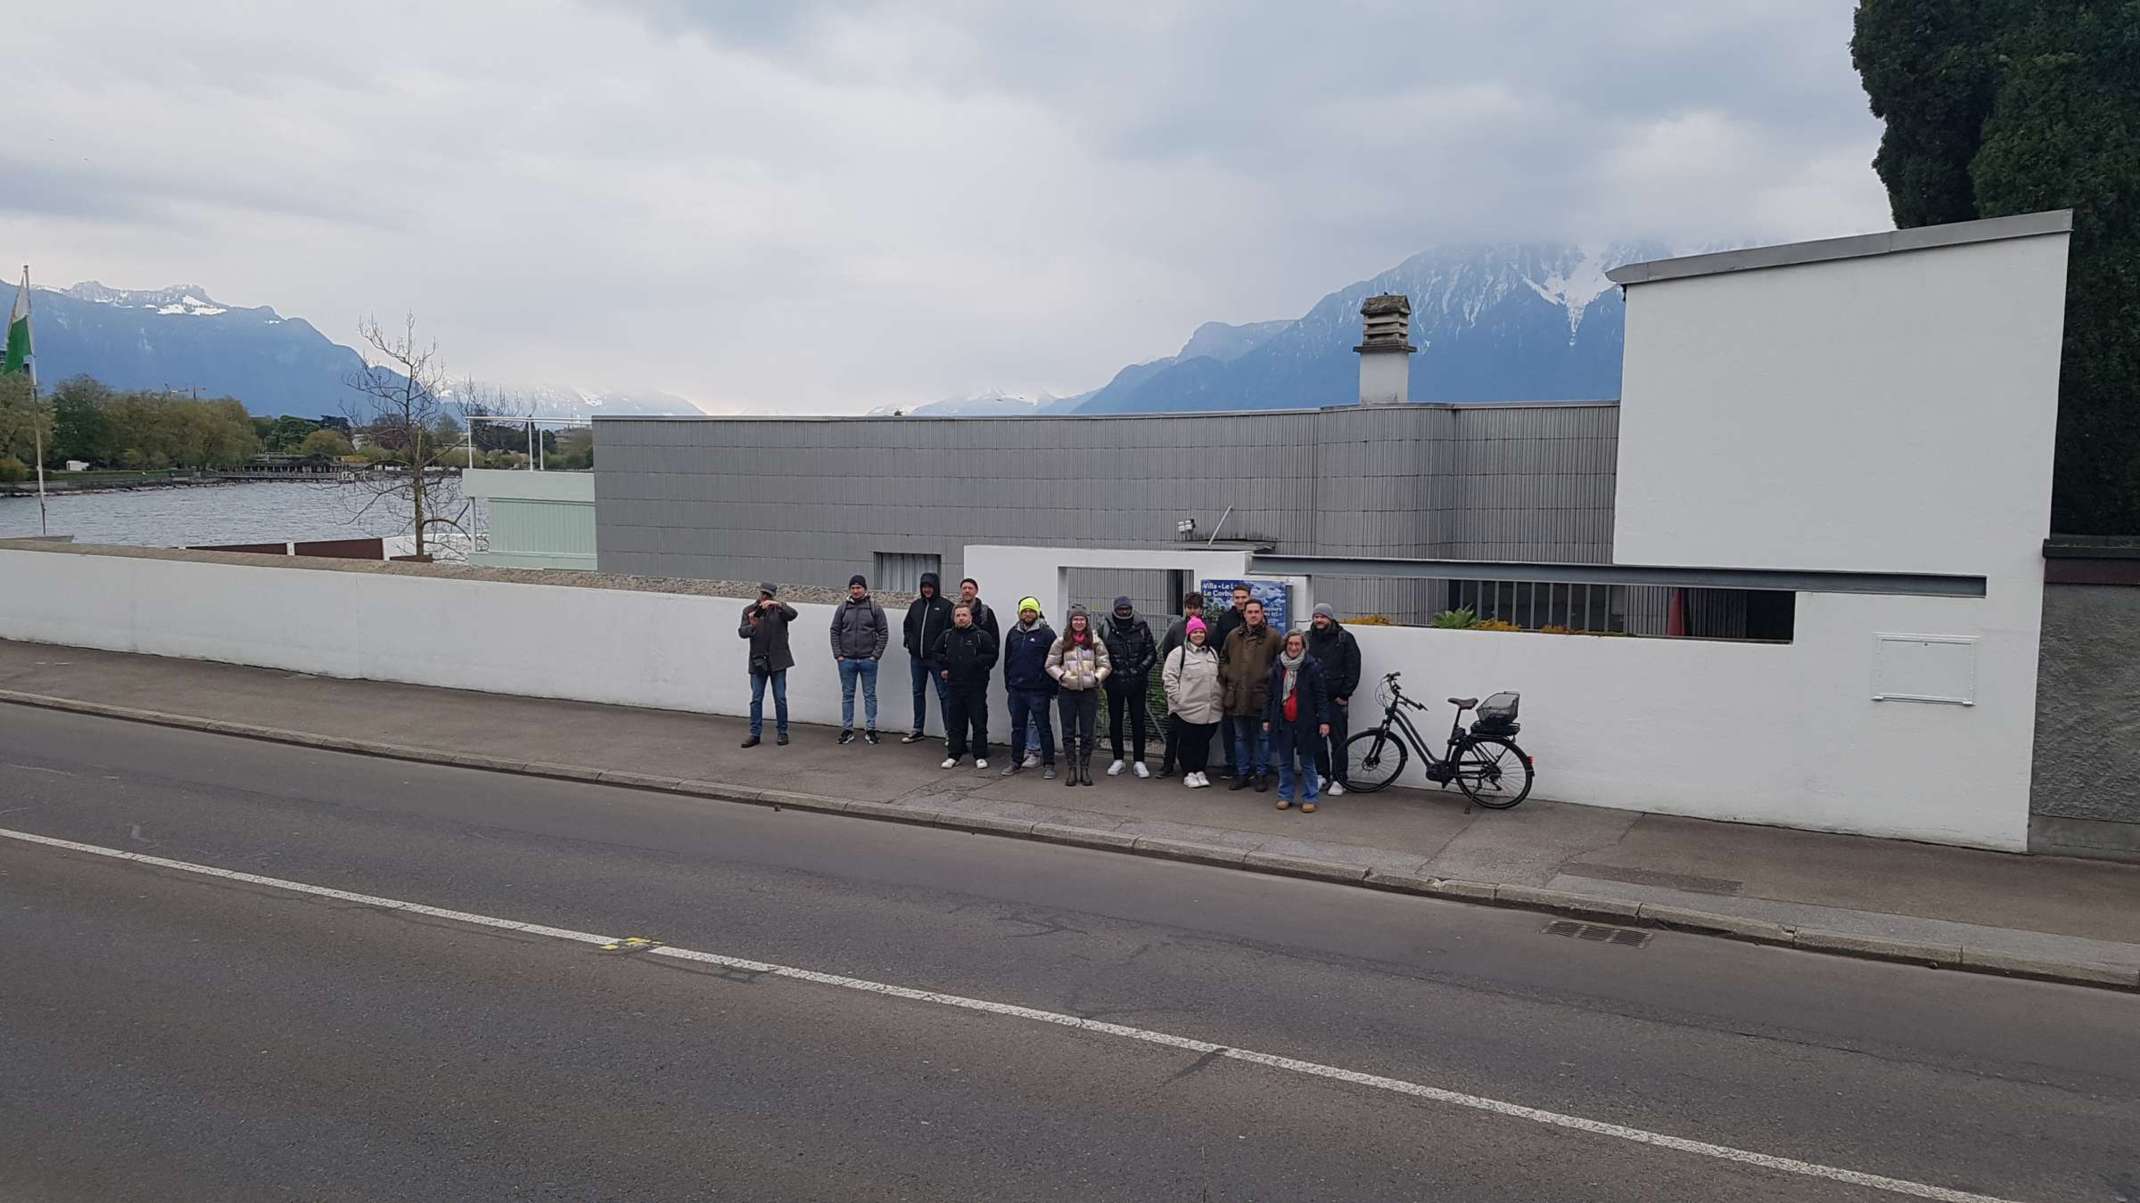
[2,267,31,387]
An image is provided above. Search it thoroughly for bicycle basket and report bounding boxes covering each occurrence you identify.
[1471,691,1520,736]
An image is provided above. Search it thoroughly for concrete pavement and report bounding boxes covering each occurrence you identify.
[4,706,2137,1200]
[2,637,2136,989]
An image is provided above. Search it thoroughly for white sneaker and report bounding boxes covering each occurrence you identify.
[1023,753,1040,769]
[940,757,958,769]
[1132,761,1150,779]
[1198,772,1212,788]
[1325,780,1346,797]
[1183,772,1199,787]
[1107,758,1126,777]
[975,758,989,770]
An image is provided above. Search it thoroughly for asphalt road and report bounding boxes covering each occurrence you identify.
[2,704,2137,1202]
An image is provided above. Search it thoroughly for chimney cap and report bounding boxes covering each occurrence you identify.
[1355,291,1416,355]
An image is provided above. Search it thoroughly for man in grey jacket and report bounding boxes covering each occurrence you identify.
[830,573,890,744]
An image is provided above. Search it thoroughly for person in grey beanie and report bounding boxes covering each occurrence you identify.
[739,583,797,748]
[1101,595,1157,777]
[830,573,889,744]
[1045,605,1111,787]
[1304,602,1362,795]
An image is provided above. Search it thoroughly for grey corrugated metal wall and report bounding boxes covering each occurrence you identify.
[593,403,1618,624]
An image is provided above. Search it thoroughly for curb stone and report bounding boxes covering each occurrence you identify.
[1497,884,1642,919]
[1241,849,1373,884]
[1132,836,1249,868]
[2,686,2134,995]
[1792,929,1963,966]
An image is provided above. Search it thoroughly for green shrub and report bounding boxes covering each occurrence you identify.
[1428,607,1478,629]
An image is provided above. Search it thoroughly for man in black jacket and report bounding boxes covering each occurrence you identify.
[901,572,954,743]
[931,602,999,769]
[1000,597,1058,779]
[957,577,1000,644]
[738,583,797,748]
[1102,595,1158,777]
[1304,603,1362,796]
[1208,583,1252,777]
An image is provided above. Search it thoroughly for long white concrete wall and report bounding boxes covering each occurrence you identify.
[0,548,870,732]
[0,544,2035,848]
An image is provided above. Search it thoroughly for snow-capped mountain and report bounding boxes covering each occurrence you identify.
[22,281,704,419]
[1075,240,1678,413]
[440,381,703,421]
[880,388,1091,418]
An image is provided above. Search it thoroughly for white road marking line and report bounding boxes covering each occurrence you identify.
[0,824,2026,1203]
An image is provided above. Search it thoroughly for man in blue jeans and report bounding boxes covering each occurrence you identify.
[1220,598,1282,791]
[900,572,953,743]
[829,573,889,744]
[738,583,796,748]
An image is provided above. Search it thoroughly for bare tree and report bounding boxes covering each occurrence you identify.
[338,313,468,559]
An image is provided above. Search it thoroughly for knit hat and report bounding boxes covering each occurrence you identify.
[1185,616,1207,636]
[848,573,867,588]
[758,582,778,598]
[1113,595,1133,612]
[1017,596,1042,616]
[1312,603,1336,620]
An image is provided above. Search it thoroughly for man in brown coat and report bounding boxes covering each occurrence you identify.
[1220,598,1283,791]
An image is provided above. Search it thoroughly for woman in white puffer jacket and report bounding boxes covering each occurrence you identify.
[1161,617,1223,788]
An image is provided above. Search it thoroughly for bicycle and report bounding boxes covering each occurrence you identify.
[1342,672,1534,809]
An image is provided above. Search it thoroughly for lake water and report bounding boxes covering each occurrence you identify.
[0,481,436,547]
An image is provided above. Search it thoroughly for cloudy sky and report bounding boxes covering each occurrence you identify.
[3,1,1892,412]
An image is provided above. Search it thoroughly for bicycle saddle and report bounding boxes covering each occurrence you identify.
[1448,696,1478,709]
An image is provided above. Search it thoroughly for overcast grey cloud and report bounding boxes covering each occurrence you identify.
[0,1,1891,412]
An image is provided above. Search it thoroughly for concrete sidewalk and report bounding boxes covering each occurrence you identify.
[2,637,2136,989]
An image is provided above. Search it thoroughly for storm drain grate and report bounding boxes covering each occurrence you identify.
[1543,919,1650,948]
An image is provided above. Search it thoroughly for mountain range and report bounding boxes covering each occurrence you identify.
[20,282,701,419]
[902,239,1679,416]
[31,238,1693,421]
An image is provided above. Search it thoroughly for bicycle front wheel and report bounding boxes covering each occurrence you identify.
[1454,737,1533,809]
[1343,729,1408,794]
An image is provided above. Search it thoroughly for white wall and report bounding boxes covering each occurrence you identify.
[0,541,2043,848]
[1343,588,2034,849]
[1615,228,2069,576]
[0,548,868,732]
[1591,219,2073,850]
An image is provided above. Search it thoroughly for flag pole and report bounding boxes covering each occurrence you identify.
[27,265,45,534]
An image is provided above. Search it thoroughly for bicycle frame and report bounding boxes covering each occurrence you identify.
[1366,686,1467,773]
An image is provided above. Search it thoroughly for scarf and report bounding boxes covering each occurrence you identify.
[1278,648,1305,717]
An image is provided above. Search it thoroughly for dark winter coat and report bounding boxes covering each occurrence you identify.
[1160,611,1206,662]
[929,623,999,689]
[960,596,1001,645]
[1211,606,1249,664]
[1001,620,1059,694]
[1219,622,1284,716]
[738,599,798,673]
[1102,610,1157,685]
[1304,619,1362,702]
[903,574,953,661]
[1263,654,1330,738]
[829,594,890,660]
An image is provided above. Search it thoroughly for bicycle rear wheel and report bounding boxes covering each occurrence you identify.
[1343,729,1408,794]
[1454,737,1532,809]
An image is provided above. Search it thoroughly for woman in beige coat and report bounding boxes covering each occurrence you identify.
[1046,605,1112,787]
[1161,617,1223,788]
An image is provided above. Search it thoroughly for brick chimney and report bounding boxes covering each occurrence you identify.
[1354,293,1416,405]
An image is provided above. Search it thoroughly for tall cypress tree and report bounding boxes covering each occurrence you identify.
[1854,0,2140,534]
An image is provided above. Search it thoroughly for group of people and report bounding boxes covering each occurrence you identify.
[738,575,1362,811]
